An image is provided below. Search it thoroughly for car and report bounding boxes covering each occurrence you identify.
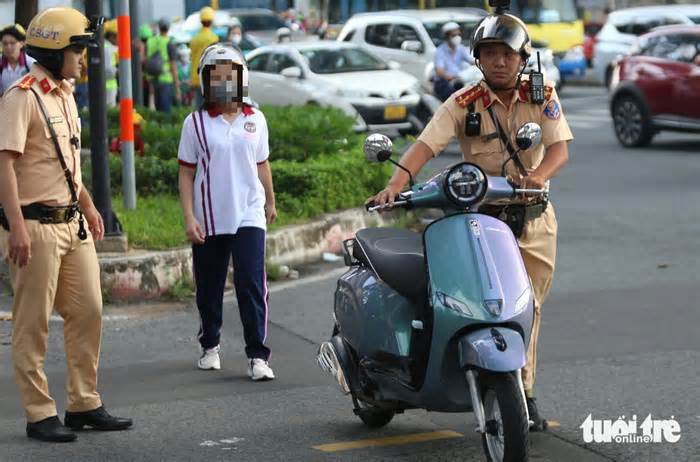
[609,25,700,147]
[337,9,560,93]
[225,8,305,44]
[245,41,426,134]
[593,5,700,88]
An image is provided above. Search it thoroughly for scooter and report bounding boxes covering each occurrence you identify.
[317,123,546,462]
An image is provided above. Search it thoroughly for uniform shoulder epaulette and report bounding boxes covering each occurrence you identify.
[17,74,36,90]
[455,84,484,108]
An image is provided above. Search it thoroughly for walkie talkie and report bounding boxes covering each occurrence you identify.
[530,51,545,104]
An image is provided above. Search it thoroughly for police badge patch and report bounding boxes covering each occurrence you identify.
[544,100,561,120]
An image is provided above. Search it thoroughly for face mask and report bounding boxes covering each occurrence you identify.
[231,34,242,45]
[210,80,241,103]
[450,35,462,47]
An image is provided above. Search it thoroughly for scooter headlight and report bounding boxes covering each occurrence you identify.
[444,162,487,208]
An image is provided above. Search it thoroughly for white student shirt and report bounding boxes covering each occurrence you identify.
[178,106,269,236]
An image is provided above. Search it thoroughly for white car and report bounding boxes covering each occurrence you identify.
[337,9,560,92]
[245,41,425,133]
[593,5,700,87]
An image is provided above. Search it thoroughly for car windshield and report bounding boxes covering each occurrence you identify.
[300,48,388,74]
[424,20,481,46]
[237,14,287,32]
[615,15,687,36]
[511,0,578,23]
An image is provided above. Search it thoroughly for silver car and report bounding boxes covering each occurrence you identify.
[246,41,425,133]
[338,9,560,92]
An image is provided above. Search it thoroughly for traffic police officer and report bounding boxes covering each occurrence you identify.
[368,13,573,431]
[0,7,132,442]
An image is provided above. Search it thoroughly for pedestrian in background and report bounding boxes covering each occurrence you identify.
[433,22,474,102]
[145,18,180,113]
[103,19,119,108]
[0,24,35,96]
[178,44,277,381]
[0,7,132,443]
[189,6,219,107]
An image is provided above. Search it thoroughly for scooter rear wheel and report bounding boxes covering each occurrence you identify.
[479,372,529,462]
[356,401,395,428]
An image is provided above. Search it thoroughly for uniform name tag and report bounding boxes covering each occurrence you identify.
[49,116,64,124]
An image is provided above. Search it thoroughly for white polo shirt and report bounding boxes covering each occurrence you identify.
[0,53,35,96]
[178,105,269,236]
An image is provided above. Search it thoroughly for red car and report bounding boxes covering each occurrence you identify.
[610,25,700,147]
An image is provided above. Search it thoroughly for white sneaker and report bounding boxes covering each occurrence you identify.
[198,345,221,370]
[247,358,275,381]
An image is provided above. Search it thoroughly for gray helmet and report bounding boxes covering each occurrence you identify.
[471,14,531,60]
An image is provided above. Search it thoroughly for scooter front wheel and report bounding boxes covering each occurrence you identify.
[479,372,529,462]
[356,401,395,428]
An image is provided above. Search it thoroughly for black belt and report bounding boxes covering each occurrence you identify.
[0,202,79,230]
[479,201,548,221]
[478,201,548,239]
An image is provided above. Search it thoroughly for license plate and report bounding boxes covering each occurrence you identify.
[384,105,406,121]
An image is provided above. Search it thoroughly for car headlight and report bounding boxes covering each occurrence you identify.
[444,162,487,208]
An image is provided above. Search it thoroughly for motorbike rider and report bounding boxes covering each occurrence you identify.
[368,12,573,431]
[433,21,473,102]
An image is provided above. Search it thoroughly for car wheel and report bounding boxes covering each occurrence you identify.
[612,95,653,148]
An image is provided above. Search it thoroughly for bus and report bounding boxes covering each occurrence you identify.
[448,0,586,79]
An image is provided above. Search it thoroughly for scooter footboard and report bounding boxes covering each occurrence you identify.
[458,327,526,372]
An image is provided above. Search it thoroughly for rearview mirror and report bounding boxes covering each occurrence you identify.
[363,133,393,163]
[515,123,542,151]
[401,40,423,53]
[281,66,302,79]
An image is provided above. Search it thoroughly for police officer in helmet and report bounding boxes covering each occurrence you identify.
[0,8,132,442]
[368,8,573,432]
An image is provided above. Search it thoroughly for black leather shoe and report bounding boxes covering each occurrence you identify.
[26,416,77,442]
[64,406,133,431]
[526,397,548,432]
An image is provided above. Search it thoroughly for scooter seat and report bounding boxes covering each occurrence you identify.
[353,227,426,299]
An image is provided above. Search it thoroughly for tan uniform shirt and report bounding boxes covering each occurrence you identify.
[418,78,573,181]
[0,64,82,207]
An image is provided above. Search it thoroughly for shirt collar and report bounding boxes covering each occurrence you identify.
[206,104,254,118]
[480,80,522,110]
[31,64,72,95]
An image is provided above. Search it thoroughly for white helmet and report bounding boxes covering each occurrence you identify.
[441,21,460,36]
[197,43,251,104]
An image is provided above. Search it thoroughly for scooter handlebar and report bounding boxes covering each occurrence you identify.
[513,188,546,196]
[366,199,410,212]
[366,191,414,212]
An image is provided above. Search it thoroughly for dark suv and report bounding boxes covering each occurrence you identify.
[610,25,700,147]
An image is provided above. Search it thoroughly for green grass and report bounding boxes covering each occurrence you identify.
[112,195,188,250]
[111,194,324,249]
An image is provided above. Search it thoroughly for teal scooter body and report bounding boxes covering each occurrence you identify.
[319,128,546,461]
